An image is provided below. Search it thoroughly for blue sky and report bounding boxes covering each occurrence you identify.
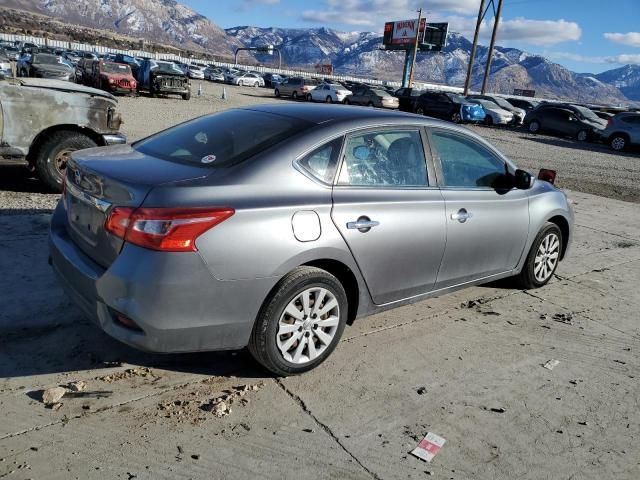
[182,0,640,74]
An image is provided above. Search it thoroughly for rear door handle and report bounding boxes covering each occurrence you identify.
[451,208,472,223]
[347,216,380,233]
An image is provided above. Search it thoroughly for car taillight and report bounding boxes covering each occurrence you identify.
[607,117,613,127]
[105,207,234,252]
[537,169,557,185]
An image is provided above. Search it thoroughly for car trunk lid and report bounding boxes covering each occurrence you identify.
[64,144,208,268]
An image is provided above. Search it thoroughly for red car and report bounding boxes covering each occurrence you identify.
[91,61,137,94]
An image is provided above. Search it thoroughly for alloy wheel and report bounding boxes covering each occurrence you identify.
[452,112,462,123]
[611,136,626,151]
[533,232,560,283]
[276,287,340,364]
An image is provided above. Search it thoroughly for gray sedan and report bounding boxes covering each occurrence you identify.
[49,104,574,375]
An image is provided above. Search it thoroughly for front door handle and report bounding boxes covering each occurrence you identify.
[347,216,380,233]
[451,208,472,223]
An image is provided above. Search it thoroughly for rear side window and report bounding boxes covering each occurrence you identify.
[298,137,343,184]
[134,110,314,167]
[622,115,640,124]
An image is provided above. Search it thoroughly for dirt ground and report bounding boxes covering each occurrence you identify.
[1,83,639,479]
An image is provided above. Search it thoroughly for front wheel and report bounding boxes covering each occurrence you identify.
[484,115,493,126]
[292,91,298,100]
[367,101,374,107]
[451,112,462,123]
[610,134,627,151]
[517,222,562,289]
[274,88,280,98]
[182,90,191,100]
[34,130,98,192]
[416,106,425,115]
[248,266,348,376]
[306,93,312,102]
[528,120,541,133]
[326,95,332,103]
[344,98,351,105]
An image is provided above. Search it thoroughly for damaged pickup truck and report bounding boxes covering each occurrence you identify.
[137,59,191,100]
[0,76,125,191]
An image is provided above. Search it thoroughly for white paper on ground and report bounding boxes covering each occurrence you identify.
[410,432,446,463]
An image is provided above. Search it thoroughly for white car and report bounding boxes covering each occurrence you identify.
[468,99,514,126]
[186,65,205,80]
[469,94,526,124]
[233,72,264,87]
[307,83,352,103]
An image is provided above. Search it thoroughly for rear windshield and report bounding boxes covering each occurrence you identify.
[134,109,314,167]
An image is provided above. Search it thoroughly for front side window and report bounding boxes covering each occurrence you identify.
[431,131,506,188]
[338,130,428,187]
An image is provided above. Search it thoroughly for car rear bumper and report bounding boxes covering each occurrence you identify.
[49,201,278,353]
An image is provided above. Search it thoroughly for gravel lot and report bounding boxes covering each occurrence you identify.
[1,82,639,479]
[1,82,639,214]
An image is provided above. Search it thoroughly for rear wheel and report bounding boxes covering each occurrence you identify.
[248,267,348,376]
[292,91,298,100]
[517,222,562,289]
[484,115,494,126]
[306,93,313,102]
[528,120,541,133]
[326,95,332,103]
[367,101,374,107]
[182,90,191,100]
[34,130,97,192]
[416,106,425,115]
[274,88,280,98]
[451,112,462,123]
[610,134,628,151]
[576,129,588,142]
[344,98,351,105]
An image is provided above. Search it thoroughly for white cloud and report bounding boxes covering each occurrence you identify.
[239,0,280,11]
[547,51,640,65]
[497,18,581,46]
[604,32,640,48]
[300,2,581,46]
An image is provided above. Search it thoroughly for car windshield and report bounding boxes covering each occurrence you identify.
[33,54,61,65]
[446,93,465,103]
[492,97,514,109]
[102,62,131,74]
[372,89,390,97]
[135,109,315,167]
[573,105,601,121]
[153,62,184,74]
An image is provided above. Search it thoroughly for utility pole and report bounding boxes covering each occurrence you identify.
[463,0,486,95]
[481,0,504,93]
[407,8,423,88]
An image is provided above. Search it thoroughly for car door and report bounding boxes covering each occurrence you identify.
[331,127,446,305]
[429,128,530,288]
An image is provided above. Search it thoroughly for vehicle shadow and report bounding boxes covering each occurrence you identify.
[520,135,640,156]
[0,165,50,194]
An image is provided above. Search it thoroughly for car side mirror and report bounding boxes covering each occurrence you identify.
[514,169,533,189]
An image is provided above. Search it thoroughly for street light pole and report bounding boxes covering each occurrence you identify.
[407,8,423,88]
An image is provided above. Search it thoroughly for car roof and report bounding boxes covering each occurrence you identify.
[241,103,454,128]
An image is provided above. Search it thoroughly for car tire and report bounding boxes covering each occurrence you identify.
[610,134,628,151]
[517,222,562,289]
[274,88,280,98]
[344,99,351,105]
[576,129,588,142]
[367,101,374,107]
[484,115,493,126]
[326,96,332,103]
[528,120,541,133]
[306,93,312,101]
[451,112,462,123]
[248,266,348,376]
[182,90,191,100]
[416,106,425,115]
[34,130,97,192]
[292,91,298,100]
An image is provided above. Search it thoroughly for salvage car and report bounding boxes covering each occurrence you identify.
[49,104,573,376]
[413,91,485,123]
[307,83,352,103]
[344,87,399,109]
[599,111,640,151]
[466,98,514,126]
[524,103,606,141]
[89,60,137,95]
[17,53,75,81]
[0,77,125,191]
[467,94,525,124]
[137,59,191,100]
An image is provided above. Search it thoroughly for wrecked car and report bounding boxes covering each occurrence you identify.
[0,77,125,191]
[88,60,137,95]
[137,59,191,100]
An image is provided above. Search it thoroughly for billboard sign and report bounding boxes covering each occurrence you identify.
[383,18,426,47]
[513,88,536,97]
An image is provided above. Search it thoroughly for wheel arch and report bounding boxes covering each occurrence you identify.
[27,124,105,165]
[546,214,570,261]
[608,131,630,142]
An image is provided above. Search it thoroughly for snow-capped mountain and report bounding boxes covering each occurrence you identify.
[227,26,629,104]
[595,65,640,101]
[3,0,242,56]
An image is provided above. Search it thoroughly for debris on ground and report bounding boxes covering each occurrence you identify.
[51,402,63,411]
[42,386,66,406]
[543,359,560,371]
[416,386,427,395]
[460,299,488,309]
[410,432,446,463]
[96,367,157,383]
[552,313,574,325]
[489,407,506,413]
[67,380,87,392]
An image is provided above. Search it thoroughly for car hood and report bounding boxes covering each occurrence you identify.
[101,72,135,81]
[32,64,71,74]
[17,78,116,100]
[585,118,607,129]
[152,71,186,78]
